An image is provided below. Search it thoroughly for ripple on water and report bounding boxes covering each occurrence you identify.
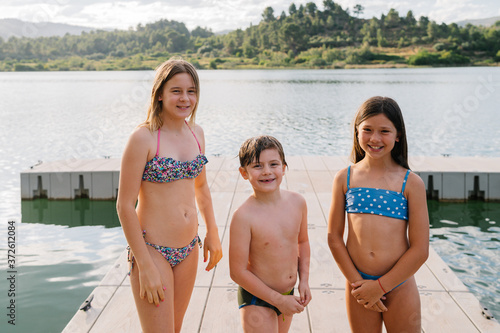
[430,225,500,319]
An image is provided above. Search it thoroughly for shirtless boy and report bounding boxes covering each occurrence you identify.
[229,135,311,333]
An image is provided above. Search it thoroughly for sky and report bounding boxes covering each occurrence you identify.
[0,0,499,32]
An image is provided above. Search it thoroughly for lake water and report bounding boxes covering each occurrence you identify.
[0,67,499,332]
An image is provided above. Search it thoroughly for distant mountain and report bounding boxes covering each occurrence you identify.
[214,29,233,35]
[455,16,500,27]
[0,18,98,40]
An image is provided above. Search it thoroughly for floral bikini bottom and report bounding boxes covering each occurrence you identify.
[128,231,202,275]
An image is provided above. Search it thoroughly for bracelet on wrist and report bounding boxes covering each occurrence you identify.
[377,278,388,294]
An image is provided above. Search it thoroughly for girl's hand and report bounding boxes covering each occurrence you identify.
[138,264,166,307]
[203,232,222,271]
[298,281,312,307]
[351,280,386,310]
[368,300,388,312]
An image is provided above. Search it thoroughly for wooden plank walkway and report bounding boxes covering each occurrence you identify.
[63,156,500,332]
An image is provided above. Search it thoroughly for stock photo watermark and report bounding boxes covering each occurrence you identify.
[6,220,17,326]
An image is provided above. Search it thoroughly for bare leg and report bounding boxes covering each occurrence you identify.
[383,276,421,333]
[172,245,199,333]
[345,280,383,333]
[278,313,293,333]
[130,247,175,333]
[241,306,279,333]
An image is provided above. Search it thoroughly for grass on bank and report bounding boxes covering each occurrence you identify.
[2,45,499,72]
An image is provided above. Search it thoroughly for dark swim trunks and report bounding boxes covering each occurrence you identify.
[237,286,294,316]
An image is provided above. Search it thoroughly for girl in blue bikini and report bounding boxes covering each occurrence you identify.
[327,96,429,332]
[117,58,222,333]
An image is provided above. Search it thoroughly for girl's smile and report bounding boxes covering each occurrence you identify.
[159,72,197,119]
[357,113,399,158]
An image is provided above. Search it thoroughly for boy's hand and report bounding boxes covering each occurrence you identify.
[351,280,387,310]
[204,232,222,271]
[298,281,312,307]
[276,294,305,316]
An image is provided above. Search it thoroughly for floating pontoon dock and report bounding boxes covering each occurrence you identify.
[21,156,500,201]
[60,156,499,332]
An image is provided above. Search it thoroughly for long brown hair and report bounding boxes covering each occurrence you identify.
[350,96,409,169]
[142,58,200,131]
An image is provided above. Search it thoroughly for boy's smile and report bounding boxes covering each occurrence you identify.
[240,148,285,192]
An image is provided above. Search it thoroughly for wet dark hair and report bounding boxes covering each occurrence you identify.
[351,96,409,169]
[239,135,287,168]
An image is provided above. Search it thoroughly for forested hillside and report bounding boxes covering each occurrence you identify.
[1,1,499,71]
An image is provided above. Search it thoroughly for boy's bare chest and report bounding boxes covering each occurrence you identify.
[250,211,301,245]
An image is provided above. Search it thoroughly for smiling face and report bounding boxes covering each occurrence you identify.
[158,72,197,121]
[357,113,399,160]
[239,148,286,193]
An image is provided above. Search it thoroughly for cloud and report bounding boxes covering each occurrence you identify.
[0,0,498,32]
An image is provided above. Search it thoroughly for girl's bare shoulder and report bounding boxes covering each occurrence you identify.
[332,166,349,192]
[190,123,205,140]
[406,170,426,194]
[130,125,155,144]
[333,166,349,182]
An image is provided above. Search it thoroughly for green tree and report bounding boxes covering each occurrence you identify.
[262,7,275,22]
[419,16,430,30]
[326,16,335,29]
[243,42,255,58]
[289,3,297,15]
[427,21,439,41]
[323,0,336,12]
[192,26,213,38]
[279,23,307,55]
[353,4,364,17]
[377,29,388,47]
[297,4,305,19]
[405,11,416,26]
[305,2,318,16]
[385,8,400,28]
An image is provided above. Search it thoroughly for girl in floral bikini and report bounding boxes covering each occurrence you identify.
[117,58,222,333]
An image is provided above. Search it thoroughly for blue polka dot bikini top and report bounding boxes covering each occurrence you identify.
[142,121,208,183]
[345,166,410,221]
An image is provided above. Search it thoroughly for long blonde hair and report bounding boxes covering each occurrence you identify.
[142,58,200,131]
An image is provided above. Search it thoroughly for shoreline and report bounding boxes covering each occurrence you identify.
[2,62,499,72]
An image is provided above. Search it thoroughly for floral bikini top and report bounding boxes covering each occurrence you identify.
[142,121,208,183]
[345,166,410,221]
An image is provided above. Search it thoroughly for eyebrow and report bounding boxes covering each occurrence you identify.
[169,86,196,89]
[251,159,281,164]
[361,123,393,129]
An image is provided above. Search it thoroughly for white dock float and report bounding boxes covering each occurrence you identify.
[21,156,500,201]
[21,158,121,200]
[63,156,499,333]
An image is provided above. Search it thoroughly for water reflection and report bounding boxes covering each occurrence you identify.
[428,200,499,231]
[428,200,500,319]
[21,199,120,228]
